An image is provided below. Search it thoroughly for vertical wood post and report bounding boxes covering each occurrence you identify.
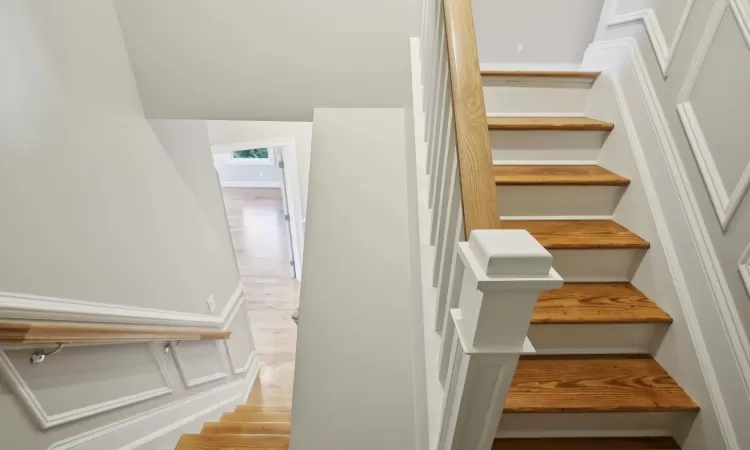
[437,229,562,450]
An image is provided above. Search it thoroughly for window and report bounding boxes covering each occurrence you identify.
[232,148,269,160]
[228,147,275,166]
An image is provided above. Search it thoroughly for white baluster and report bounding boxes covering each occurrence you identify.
[431,95,457,284]
[426,6,442,166]
[437,240,463,382]
[427,17,446,206]
[436,230,562,450]
[429,89,453,246]
[434,193,462,333]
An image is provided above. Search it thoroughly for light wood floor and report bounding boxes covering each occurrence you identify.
[222,187,298,406]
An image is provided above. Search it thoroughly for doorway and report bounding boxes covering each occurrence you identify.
[211,138,304,281]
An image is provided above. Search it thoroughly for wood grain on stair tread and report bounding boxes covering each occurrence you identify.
[220,411,291,423]
[176,433,289,449]
[494,165,630,186]
[201,422,290,435]
[481,70,601,80]
[499,220,649,249]
[533,283,672,324]
[487,116,614,131]
[492,437,680,450]
[505,355,699,413]
[234,405,290,413]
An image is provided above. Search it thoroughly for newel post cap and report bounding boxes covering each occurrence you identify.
[468,229,552,277]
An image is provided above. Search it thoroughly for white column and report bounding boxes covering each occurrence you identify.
[437,229,563,450]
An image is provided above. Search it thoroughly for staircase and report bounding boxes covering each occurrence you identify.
[485,70,698,445]
[174,380,291,449]
[419,0,701,446]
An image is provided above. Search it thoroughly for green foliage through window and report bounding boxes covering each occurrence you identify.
[233,148,269,159]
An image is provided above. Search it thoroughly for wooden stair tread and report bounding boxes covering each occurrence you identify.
[533,283,672,324]
[201,421,290,435]
[176,433,289,449]
[487,116,614,131]
[499,220,649,249]
[234,405,290,413]
[494,165,629,186]
[221,411,291,422]
[493,437,680,449]
[481,70,600,80]
[505,355,699,413]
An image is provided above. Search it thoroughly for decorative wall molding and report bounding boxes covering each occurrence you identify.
[740,244,750,294]
[48,354,259,450]
[676,0,750,231]
[606,0,695,75]
[224,346,255,375]
[0,282,244,328]
[171,341,229,388]
[0,343,173,430]
[583,36,748,449]
[222,305,255,375]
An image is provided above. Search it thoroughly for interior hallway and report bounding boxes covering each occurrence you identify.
[221,187,298,405]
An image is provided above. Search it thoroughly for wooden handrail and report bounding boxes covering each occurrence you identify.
[0,320,230,344]
[442,0,500,234]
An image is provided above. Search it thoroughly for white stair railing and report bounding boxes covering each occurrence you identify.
[420,0,561,448]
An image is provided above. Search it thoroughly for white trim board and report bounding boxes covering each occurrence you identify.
[0,282,244,328]
[583,36,748,450]
[220,180,282,188]
[48,354,259,450]
[675,0,750,231]
[605,0,695,75]
[0,342,173,430]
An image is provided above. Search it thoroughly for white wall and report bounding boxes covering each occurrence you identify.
[148,119,235,242]
[585,0,750,447]
[0,0,240,315]
[112,0,412,121]
[0,2,255,448]
[290,109,417,450]
[207,120,313,217]
[473,0,605,68]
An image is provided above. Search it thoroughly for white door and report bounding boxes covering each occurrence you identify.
[275,146,297,278]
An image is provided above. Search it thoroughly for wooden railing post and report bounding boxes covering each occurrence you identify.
[436,229,562,450]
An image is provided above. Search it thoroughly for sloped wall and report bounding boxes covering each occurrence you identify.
[0,2,255,448]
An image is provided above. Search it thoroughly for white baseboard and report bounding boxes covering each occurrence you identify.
[220,181,281,188]
[49,353,259,450]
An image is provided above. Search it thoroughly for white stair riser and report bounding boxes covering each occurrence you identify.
[550,249,648,282]
[497,411,695,438]
[490,130,608,165]
[497,185,625,218]
[526,323,668,354]
[482,78,591,116]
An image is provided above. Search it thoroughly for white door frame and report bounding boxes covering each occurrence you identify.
[211,137,304,280]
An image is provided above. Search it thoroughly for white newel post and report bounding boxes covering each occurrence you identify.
[436,229,563,450]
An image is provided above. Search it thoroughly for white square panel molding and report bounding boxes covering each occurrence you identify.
[607,0,695,74]
[676,0,750,231]
[0,343,172,429]
[171,340,228,388]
